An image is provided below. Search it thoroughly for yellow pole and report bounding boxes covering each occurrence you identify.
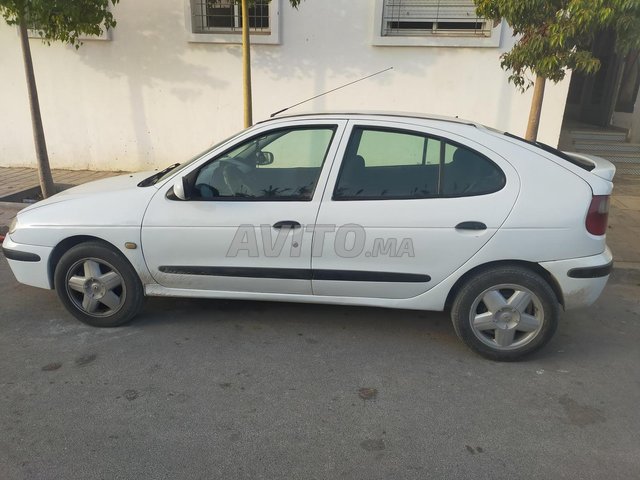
[241,0,253,127]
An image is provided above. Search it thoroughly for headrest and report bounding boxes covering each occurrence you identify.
[345,154,365,169]
[452,148,476,166]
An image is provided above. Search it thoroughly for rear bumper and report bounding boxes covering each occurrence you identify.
[1,235,53,289]
[567,261,613,279]
[540,246,613,310]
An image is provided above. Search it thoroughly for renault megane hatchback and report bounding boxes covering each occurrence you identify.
[2,113,615,360]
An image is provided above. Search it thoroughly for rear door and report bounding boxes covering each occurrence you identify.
[311,120,519,299]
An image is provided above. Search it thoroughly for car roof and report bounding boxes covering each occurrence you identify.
[259,111,483,129]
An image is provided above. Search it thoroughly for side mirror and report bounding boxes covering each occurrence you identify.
[173,176,190,200]
[256,151,274,166]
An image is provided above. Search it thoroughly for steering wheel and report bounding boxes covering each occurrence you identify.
[195,183,219,199]
[222,163,254,197]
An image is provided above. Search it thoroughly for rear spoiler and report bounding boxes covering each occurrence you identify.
[562,152,616,181]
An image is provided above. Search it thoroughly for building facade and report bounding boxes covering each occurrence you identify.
[0,0,574,172]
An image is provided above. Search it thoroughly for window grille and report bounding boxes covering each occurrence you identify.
[192,0,270,34]
[382,0,490,37]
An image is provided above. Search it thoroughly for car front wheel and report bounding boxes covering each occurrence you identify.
[54,241,144,327]
[451,266,559,361]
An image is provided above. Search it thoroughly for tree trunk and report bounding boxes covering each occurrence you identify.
[241,0,253,128]
[18,17,56,198]
[525,76,546,142]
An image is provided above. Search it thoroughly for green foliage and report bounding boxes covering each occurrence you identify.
[475,0,640,90]
[0,0,119,48]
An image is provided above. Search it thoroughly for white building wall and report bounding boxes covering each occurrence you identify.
[612,95,640,142]
[0,0,571,172]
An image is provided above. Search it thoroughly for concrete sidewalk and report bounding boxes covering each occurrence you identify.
[0,166,638,267]
[607,174,640,268]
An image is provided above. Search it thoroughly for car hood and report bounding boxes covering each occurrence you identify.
[20,171,156,214]
[10,171,163,244]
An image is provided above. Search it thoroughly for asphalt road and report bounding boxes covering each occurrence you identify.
[1,255,639,480]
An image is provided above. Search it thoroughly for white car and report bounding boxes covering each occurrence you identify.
[3,113,615,360]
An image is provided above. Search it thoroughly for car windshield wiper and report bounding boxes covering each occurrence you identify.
[138,163,181,187]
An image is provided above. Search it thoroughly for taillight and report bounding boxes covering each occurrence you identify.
[586,195,610,236]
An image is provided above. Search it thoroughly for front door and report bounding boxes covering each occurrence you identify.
[142,121,347,295]
[311,121,519,299]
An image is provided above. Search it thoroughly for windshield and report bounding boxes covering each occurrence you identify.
[138,129,248,187]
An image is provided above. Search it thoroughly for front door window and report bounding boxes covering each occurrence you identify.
[192,127,336,201]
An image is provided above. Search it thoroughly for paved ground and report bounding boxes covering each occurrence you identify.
[608,174,640,266]
[1,256,639,479]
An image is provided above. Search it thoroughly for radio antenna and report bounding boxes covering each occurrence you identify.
[270,67,393,118]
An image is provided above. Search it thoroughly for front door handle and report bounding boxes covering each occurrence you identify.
[273,220,301,229]
[455,221,487,231]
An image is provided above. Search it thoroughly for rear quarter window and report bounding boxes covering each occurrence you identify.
[441,144,506,196]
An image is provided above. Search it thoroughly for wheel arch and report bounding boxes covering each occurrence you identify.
[48,235,125,289]
[444,260,564,312]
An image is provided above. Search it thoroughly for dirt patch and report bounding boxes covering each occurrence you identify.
[360,439,385,451]
[358,387,378,401]
[559,394,606,427]
[75,353,97,366]
[41,362,62,372]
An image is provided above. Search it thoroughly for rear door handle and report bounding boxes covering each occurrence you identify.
[273,220,301,229]
[455,221,487,231]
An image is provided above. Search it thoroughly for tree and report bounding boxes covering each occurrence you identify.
[0,1,119,198]
[474,0,640,141]
[238,0,302,128]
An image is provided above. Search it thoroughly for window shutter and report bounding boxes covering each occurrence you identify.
[383,0,480,23]
[382,0,486,36]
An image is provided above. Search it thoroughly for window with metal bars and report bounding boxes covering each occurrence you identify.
[191,0,270,34]
[382,0,490,37]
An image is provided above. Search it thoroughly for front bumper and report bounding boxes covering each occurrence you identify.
[540,246,613,310]
[2,235,54,289]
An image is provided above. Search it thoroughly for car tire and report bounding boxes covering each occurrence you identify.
[54,241,144,327]
[451,266,559,361]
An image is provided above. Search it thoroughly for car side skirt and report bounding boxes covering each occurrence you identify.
[144,283,434,311]
[158,266,431,283]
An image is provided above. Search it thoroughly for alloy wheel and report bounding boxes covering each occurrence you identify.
[468,283,545,350]
[65,258,126,317]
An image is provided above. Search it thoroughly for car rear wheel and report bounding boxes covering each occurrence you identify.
[54,242,144,327]
[451,266,559,361]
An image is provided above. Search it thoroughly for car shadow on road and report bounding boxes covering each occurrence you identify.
[135,295,468,353]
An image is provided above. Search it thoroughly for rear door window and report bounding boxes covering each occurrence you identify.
[333,127,505,200]
[333,128,441,199]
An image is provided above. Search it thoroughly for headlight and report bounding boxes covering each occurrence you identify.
[8,217,18,235]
